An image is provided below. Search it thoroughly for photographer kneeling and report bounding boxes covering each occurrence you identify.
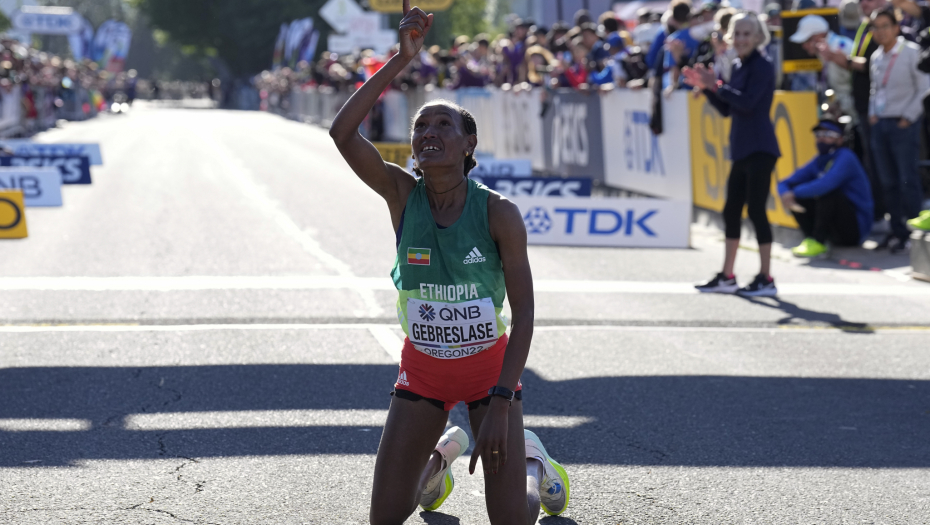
[778,118,874,257]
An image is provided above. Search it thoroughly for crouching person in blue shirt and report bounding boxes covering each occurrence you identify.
[778,118,874,257]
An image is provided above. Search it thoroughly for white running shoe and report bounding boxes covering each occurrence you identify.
[420,426,469,511]
[525,429,570,516]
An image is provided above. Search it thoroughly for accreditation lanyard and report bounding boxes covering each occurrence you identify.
[852,22,873,57]
[880,41,905,88]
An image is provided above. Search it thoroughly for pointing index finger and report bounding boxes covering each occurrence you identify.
[403,0,410,15]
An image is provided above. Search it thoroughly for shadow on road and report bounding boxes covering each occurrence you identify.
[418,511,461,524]
[738,295,875,332]
[2,364,927,468]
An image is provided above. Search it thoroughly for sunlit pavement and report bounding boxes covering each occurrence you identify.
[2,106,928,524]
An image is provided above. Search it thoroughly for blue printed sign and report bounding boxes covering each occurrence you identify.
[471,176,592,197]
[1,156,92,185]
[0,168,63,207]
[0,142,103,165]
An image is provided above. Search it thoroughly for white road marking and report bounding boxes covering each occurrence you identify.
[0,419,92,432]
[2,276,929,296]
[124,410,592,430]
[367,326,403,363]
[0,323,925,334]
[199,134,384,318]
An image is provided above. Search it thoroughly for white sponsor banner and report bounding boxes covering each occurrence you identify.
[12,6,83,35]
[327,30,396,55]
[0,141,102,165]
[498,89,546,171]
[601,89,692,202]
[0,167,62,207]
[511,195,690,248]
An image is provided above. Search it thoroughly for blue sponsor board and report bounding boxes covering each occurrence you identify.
[0,168,63,207]
[471,176,592,197]
[1,156,92,185]
[0,142,103,165]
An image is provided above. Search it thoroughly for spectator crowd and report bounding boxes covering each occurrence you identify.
[259,0,930,252]
[0,36,142,135]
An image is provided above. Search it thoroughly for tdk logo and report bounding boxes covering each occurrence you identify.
[551,99,589,168]
[525,207,658,236]
[623,110,665,176]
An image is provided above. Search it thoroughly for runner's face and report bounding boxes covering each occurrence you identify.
[411,105,473,172]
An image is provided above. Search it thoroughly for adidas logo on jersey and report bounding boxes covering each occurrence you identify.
[397,371,410,386]
[463,247,486,264]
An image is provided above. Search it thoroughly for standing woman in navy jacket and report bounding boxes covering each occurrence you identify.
[684,12,781,297]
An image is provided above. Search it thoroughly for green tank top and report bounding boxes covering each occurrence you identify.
[391,177,507,359]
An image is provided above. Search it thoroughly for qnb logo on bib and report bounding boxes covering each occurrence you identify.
[407,297,499,359]
[551,99,589,168]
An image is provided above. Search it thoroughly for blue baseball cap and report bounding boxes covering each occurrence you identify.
[812,119,843,134]
[607,32,624,48]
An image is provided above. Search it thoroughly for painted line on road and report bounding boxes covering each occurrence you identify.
[0,419,92,432]
[367,326,403,363]
[2,323,927,334]
[2,276,929,296]
[202,134,383,318]
[123,410,592,430]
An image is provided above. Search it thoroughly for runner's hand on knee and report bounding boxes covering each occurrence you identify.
[469,408,508,475]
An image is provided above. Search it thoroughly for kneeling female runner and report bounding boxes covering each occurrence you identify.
[328,3,570,524]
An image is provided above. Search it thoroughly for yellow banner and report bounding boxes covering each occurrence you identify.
[373,142,413,166]
[689,91,820,228]
[0,189,28,239]
[369,0,453,13]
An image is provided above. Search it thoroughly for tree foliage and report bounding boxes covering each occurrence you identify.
[132,0,326,76]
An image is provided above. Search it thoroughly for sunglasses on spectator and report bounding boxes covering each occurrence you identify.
[815,130,842,139]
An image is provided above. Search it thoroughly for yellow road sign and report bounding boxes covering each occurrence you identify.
[369,0,453,13]
[0,189,28,238]
[689,91,819,229]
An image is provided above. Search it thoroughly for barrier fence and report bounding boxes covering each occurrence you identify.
[0,85,101,139]
[288,85,819,231]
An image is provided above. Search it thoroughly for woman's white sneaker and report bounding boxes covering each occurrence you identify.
[420,426,469,511]
[524,429,570,516]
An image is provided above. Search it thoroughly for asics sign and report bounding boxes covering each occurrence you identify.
[510,196,690,248]
[1,156,92,184]
[472,176,592,197]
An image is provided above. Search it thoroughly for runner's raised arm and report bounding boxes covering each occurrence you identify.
[329,0,433,210]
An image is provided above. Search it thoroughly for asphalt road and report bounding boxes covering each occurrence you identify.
[1,105,929,525]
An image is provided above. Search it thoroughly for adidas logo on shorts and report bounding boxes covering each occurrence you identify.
[397,371,410,386]
[463,247,486,264]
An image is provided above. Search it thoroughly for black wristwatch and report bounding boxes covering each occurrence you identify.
[488,386,515,405]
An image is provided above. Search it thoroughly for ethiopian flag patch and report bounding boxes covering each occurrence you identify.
[407,247,431,265]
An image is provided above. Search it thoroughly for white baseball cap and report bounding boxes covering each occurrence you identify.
[790,15,830,43]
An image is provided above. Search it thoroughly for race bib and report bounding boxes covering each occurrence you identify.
[406,297,499,359]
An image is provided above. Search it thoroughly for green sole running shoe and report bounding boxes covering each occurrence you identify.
[907,212,930,232]
[792,237,827,257]
[525,429,570,516]
[420,426,469,511]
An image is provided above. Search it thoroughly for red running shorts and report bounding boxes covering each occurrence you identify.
[393,333,522,411]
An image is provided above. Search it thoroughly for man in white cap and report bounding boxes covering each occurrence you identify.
[791,14,856,116]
